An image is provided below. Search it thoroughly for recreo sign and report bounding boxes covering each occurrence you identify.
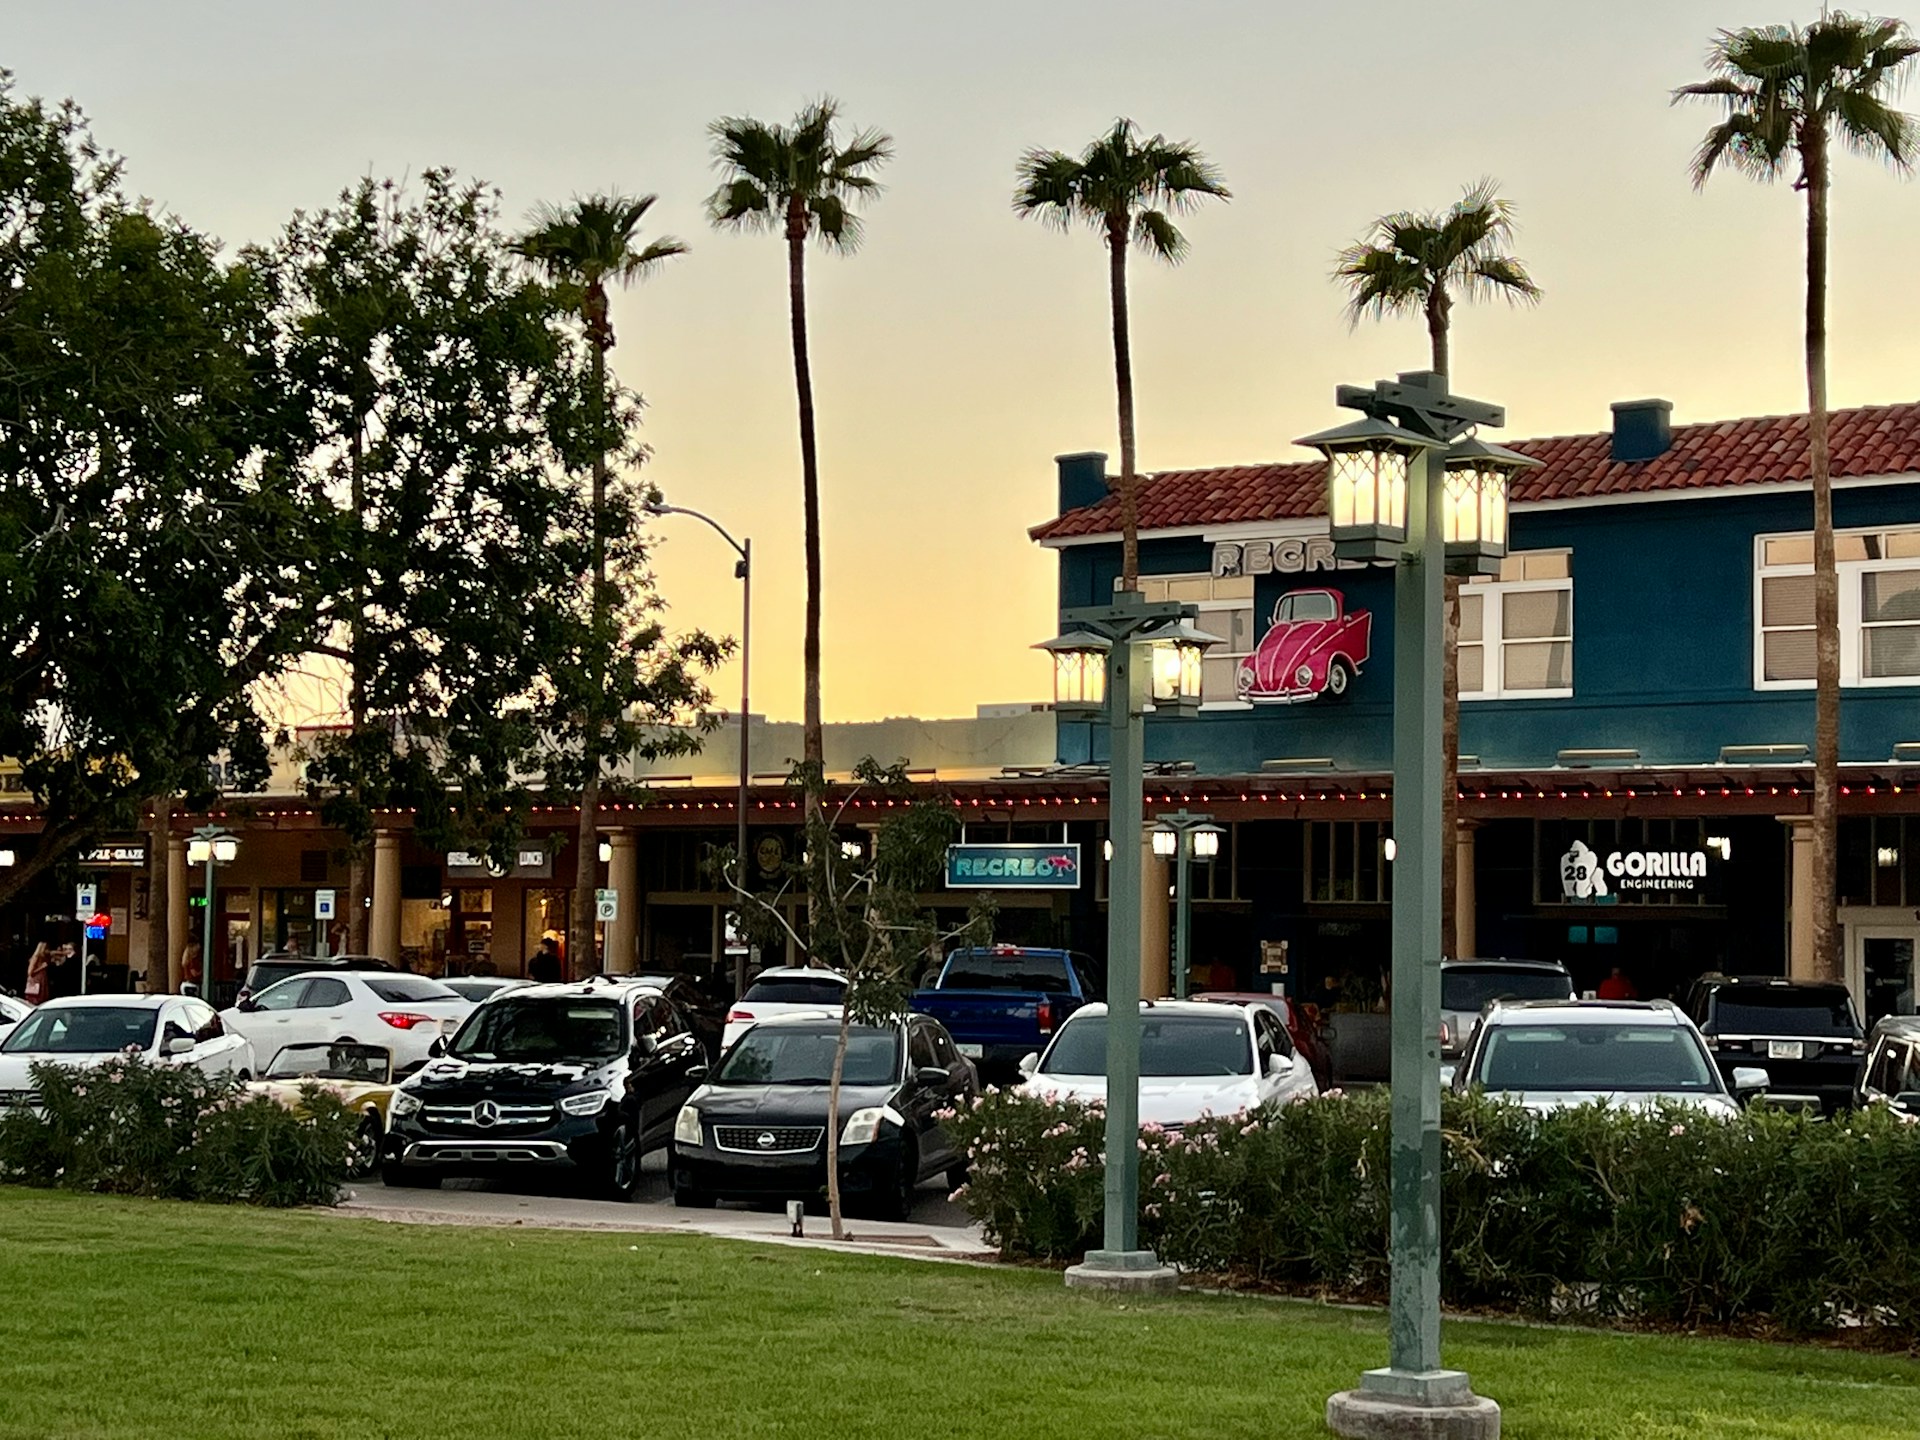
[945,844,1081,889]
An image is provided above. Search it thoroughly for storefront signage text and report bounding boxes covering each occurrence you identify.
[78,842,148,868]
[1560,841,1712,900]
[945,844,1081,890]
[1211,536,1365,579]
[446,846,553,880]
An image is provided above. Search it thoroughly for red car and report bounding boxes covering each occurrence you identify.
[1191,991,1333,1090]
[1235,588,1371,703]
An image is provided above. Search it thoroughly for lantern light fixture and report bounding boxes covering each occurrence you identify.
[1034,629,1111,716]
[1297,414,1444,562]
[1441,435,1537,576]
[1151,827,1177,859]
[1145,617,1221,714]
[1191,823,1224,860]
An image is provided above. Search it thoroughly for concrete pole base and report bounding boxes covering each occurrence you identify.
[1327,1372,1500,1440]
[1063,1249,1180,1294]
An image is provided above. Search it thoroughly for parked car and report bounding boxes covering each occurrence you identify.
[723,967,849,1053]
[0,994,29,1044]
[627,972,726,1061]
[440,977,531,1005]
[381,978,704,1198]
[1019,1000,1318,1126]
[1450,998,1761,1114]
[669,1012,976,1218]
[1190,990,1332,1089]
[248,1041,397,1178]
[1857,1014,1920,1111]
[1441,959,1577,1078]
[222,972,473,1074]
[0,994,255,1103]
[911,945,1101,1083]
[238,953,395,1004]
[1685,975,1864,1114]
[1235,587,1372,703]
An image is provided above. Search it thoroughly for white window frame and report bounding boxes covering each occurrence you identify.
[1459,557,1574,702]
[1118,573,1255,710]
[1752,527,1920,690]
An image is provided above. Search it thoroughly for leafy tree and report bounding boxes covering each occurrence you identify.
[706,98,893,847]
[1676,14,1919,979]
[1014,120,1229,589]
[514,194,689,974]
[1333,181,1541,960]
[0,76,314,922]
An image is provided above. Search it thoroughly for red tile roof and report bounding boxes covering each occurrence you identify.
[1029,400,1920,542]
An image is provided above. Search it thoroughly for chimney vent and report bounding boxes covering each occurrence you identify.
[1610,399,1673,463]
[1055,451,1110,516]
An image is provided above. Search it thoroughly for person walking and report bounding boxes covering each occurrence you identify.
[180,942,204,996]
[1597,966,1639,1001]
[527,937,562,984]
[22,943,50,1004]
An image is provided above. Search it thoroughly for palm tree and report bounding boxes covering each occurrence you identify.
[1334,181,1541,961]
[515,194,686,976]
[706,98,893,838]
[1014,120,1230,590]
[1677,16,1919,982]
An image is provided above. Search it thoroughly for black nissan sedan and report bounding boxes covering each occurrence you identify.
[668,1013,977,1218]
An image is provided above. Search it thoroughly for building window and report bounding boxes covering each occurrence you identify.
[1305,821,1392,904]
[1117,573,1256,705]
[1459,550,1573,700]
[1755,527,1920,688]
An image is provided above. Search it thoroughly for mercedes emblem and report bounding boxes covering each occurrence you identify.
[473,1100,499,1128]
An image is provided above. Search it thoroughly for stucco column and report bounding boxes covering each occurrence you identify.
[1454,821,1481,960]
[1779,816,1816,980]
[370,831,402,965]
[1140,833,1171,1000]
[166,836,189,991]
[605,831,639,973]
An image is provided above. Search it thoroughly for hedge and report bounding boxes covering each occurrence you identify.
[0,1051,363,1207]
[943,1086,1920,1339]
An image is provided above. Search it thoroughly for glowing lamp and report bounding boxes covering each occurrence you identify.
[1298,416,1442,562]
[1442,436,1536,576]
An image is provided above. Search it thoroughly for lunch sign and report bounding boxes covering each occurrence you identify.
[944,844,1082,890]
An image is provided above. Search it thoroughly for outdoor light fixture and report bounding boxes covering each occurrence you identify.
[1297,414,1443,562]
[1191,824,1223,860]
[0,848,13,868]
[1706,836,1732,862]
[1878,846,1901,869]
[188,825,238,1003]
[186,835,238,865]
[1035,629,1111,716]
[1383,837,1398,862]
[1102,838,1114,862]
[839,839,863,862]
[1151,827,1177,859]
[597,838,613,864]
[1145,618,1219,715]
[1441,435,1535,576]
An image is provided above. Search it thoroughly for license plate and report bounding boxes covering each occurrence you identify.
[1768,1040,1804,1061]
[957,1043,983,1058]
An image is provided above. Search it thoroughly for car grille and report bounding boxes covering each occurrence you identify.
[421,1102,554,1129]
[714,1125,823,1155]
[0,1088,40,1108]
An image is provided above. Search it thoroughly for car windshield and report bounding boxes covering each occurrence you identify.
[448,998,625,1063]
[1712,990,1857,1037]
[1041,1014,1253,1077]
[1442,967,1574,1013]
[2,1006,159,1054]
[741,976,847,1006]
[715,1026,899,1086]
[940,951,1074,993]
[264,1043,392,1083]
[443,980,515,1002]
[1476,1023,1719,1093]
[364,977,464,1005]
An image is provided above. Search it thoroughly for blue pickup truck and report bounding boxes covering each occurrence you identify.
[910,946,1103,1082]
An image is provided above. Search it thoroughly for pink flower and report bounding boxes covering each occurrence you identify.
[1668,1123,1687,1137]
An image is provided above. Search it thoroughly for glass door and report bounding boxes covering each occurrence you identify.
[1851,924,1920,1026]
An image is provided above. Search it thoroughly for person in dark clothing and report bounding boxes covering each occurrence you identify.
[527,937,563,984]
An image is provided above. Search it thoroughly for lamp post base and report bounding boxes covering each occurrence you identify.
[1327,1370,1499,1440]
[1063,1249,1179,1293]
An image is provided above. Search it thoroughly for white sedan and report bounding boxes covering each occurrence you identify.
[0,994,28,1044]
[1019,1000,1319,1126]
[722,967,848,1053]
[0,993,255,1100]
[222,971,472,1074]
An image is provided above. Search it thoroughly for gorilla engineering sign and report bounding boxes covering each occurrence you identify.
[1560,840,1712,900]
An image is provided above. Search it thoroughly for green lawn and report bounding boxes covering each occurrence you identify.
[0,1188,1914,1439]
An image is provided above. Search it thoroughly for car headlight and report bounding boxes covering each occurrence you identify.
[1294,664,1313,686]
[673,1103,703,1147]
[560,1089,615,1117]
[840,1105,903,1146]
[389,1088,422,1118]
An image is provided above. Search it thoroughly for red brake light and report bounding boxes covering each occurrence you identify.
[727,1008,754,1023]
[378,1011,433,1030]
[1037,1000,1055,1035]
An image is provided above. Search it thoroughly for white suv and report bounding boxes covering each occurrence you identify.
[721,967,848,1053]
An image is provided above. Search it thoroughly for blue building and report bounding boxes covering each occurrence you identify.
[1031,398,1920,1021]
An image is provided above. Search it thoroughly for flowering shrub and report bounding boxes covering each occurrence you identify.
[946,1086,1920,1339]
[0,1051,360,1207]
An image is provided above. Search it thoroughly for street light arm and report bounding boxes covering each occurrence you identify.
[645,502,748,570]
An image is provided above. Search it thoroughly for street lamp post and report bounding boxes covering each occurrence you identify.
[1037,590,1217,1292]
[1151,810,1222,1000]
[645,502,752,999]
[186,825,237,1004]
[1302,372,1533,1440]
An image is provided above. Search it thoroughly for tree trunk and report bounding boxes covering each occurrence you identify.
[1109,218,1139,590]
[1426,289,1451,384]
[571,328,612,978]
[1805,131,1842,983]
[788,198,826,939]
[346,857,369,956]
[347,424,372,956]
[1429,290,1461,957]
[144,795,171,992]
[824,999,852,1239]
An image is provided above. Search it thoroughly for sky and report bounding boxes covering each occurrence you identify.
[13,1,1920,723]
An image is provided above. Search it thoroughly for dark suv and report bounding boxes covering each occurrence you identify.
[1686,975,1865,1114]
[380,977,703,1199]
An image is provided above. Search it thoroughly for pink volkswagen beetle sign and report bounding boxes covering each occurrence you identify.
[1235,587,1373,703]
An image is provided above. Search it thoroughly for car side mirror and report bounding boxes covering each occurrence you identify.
[1729,1066,1769,1097]
[1018,1052,1039,1078]
[427,1035,448,1058]
[1892,1091,1920,1116]
[633,1034,659,1058]
[164,1036,196,1056]
[687,1064,710,1083]
[915,1065,950,1088]
[1267,1053,1295,1078]
[236,997,259,1013]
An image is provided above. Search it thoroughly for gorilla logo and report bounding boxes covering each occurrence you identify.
[1560,840,1609,899]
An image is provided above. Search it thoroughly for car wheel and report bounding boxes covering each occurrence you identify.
[1326,659,1352,698]
[379,1163,440,1190]
[598,1119,640,1202]
[878,1138,918,1222]
[347,1114,381,1180]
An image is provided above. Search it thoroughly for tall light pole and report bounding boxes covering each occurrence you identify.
[1038,596,1217,1291]
[1302,372,1533,1440]
[646,501,753,1000]
[186,825,238,1004]
[1151,810,1222,1000]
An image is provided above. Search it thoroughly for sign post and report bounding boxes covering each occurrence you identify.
[594,889,619,923]
[74,884,97,995]
[315,889,337,958]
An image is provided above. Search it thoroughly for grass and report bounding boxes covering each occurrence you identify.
[0,1188,1915,1440]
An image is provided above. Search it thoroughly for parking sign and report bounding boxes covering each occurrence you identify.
[75,883,97,918]
[594,888,618,923]
[315,888,337,920]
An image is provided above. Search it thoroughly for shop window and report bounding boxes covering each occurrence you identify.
[1117,573,1257,706]
[1755,527,1920,687]
[299,849,330,883]
[1841,816,1920,909]
[1459,550,1572,700]
[1305,821,1392,905]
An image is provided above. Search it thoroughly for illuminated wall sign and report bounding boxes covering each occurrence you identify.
[1560,841,1712,900]
[945,844,1081,889]
[79,842,148,868]
[1211,535,1367,579]
[446,846,553,880]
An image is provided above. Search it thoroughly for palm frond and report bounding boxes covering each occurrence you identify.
[1011,119,1227,254]
[706,177,776,231]
[1460,254,1541,305]
[1132,208,1187,262]
[1831,86,1920,166]
[1332,244,1429,324]
[1012,149,1086,229]
[808,194,864,252]
[707,99,891,250]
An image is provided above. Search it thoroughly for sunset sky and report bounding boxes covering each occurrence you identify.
[15,2,1920,722]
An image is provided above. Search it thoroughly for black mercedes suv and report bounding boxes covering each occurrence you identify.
[380,977,704,1199]
[1686,975,1865,1114]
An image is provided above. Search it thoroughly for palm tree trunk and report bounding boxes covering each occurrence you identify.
[1108,219,1139,591]
[571,333,611,978]
[144,795,171,992]
[1805,133,1841,983]
[1428,292,1462,957]
[788,200,826,935]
